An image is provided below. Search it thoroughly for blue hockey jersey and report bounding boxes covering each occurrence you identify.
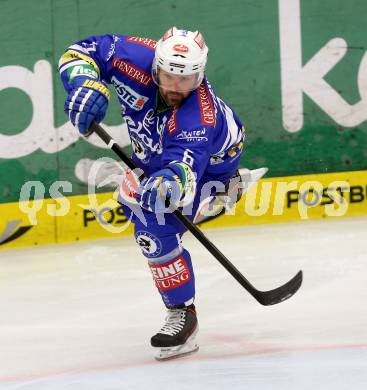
[59,34,245,185]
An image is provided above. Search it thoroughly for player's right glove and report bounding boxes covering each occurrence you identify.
[135,162,197,213]
[64,78,110,136]
[136,167,183,213]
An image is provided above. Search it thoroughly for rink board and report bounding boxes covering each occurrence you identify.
[0,169,366,250]
[3,0,367,206]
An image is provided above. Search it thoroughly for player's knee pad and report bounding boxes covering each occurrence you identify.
[135,229,182,260]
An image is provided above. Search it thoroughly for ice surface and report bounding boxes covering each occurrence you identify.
[0,217,366,389]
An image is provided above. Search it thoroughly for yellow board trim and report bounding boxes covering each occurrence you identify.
[201,169,367,229]
[1,170,366,250]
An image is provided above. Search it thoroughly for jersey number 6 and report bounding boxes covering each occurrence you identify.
[182,149,194,167]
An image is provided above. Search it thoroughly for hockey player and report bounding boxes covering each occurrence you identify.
[59,27,246,360]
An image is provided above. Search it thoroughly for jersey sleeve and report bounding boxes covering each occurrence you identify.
[58,34,119,92]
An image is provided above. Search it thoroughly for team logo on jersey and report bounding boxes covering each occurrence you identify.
[136,231,162,257]
[127,36,157,50]
[173,44,189,53]
[111,76,149,111]
[125,108,163,164]
[176,129,208,142]
[130,134,150,162]
[197,82,216,126]
[149,256,192,291]
[112,58,153,87]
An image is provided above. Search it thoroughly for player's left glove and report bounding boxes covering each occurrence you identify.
[64,78,110,136]
[136,162,196,213]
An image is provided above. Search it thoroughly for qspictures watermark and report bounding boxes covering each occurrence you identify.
[16,158,365,232]
[17,157,135,234]
[16,178,361,232]
[237,180,353,219]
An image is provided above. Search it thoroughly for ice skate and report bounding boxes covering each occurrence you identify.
[151,304,199,361]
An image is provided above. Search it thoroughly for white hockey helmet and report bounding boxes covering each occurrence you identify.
[152,27,209,92]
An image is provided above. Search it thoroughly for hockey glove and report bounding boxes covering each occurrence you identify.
[64,78,110,136]
[136,163,196,213]
[136,168,183,213]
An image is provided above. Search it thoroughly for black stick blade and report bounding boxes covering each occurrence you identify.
[252,270,303,306]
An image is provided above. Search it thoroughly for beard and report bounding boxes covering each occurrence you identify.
[160,89,188,107]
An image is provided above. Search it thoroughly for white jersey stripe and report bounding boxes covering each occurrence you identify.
[217,99,241,154]
[69,44,90,54]
[59,60,90,75]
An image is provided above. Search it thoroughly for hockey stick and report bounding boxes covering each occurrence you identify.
[91,122,303,306]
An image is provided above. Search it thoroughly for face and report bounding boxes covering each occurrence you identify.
[158,69,197,107]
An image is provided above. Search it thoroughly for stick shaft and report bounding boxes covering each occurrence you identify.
[91,122,303,305]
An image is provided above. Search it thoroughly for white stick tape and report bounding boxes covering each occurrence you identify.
[107,139,116,149]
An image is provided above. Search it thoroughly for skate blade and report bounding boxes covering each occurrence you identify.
[154,327,199,361]
[154,345,199,361]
